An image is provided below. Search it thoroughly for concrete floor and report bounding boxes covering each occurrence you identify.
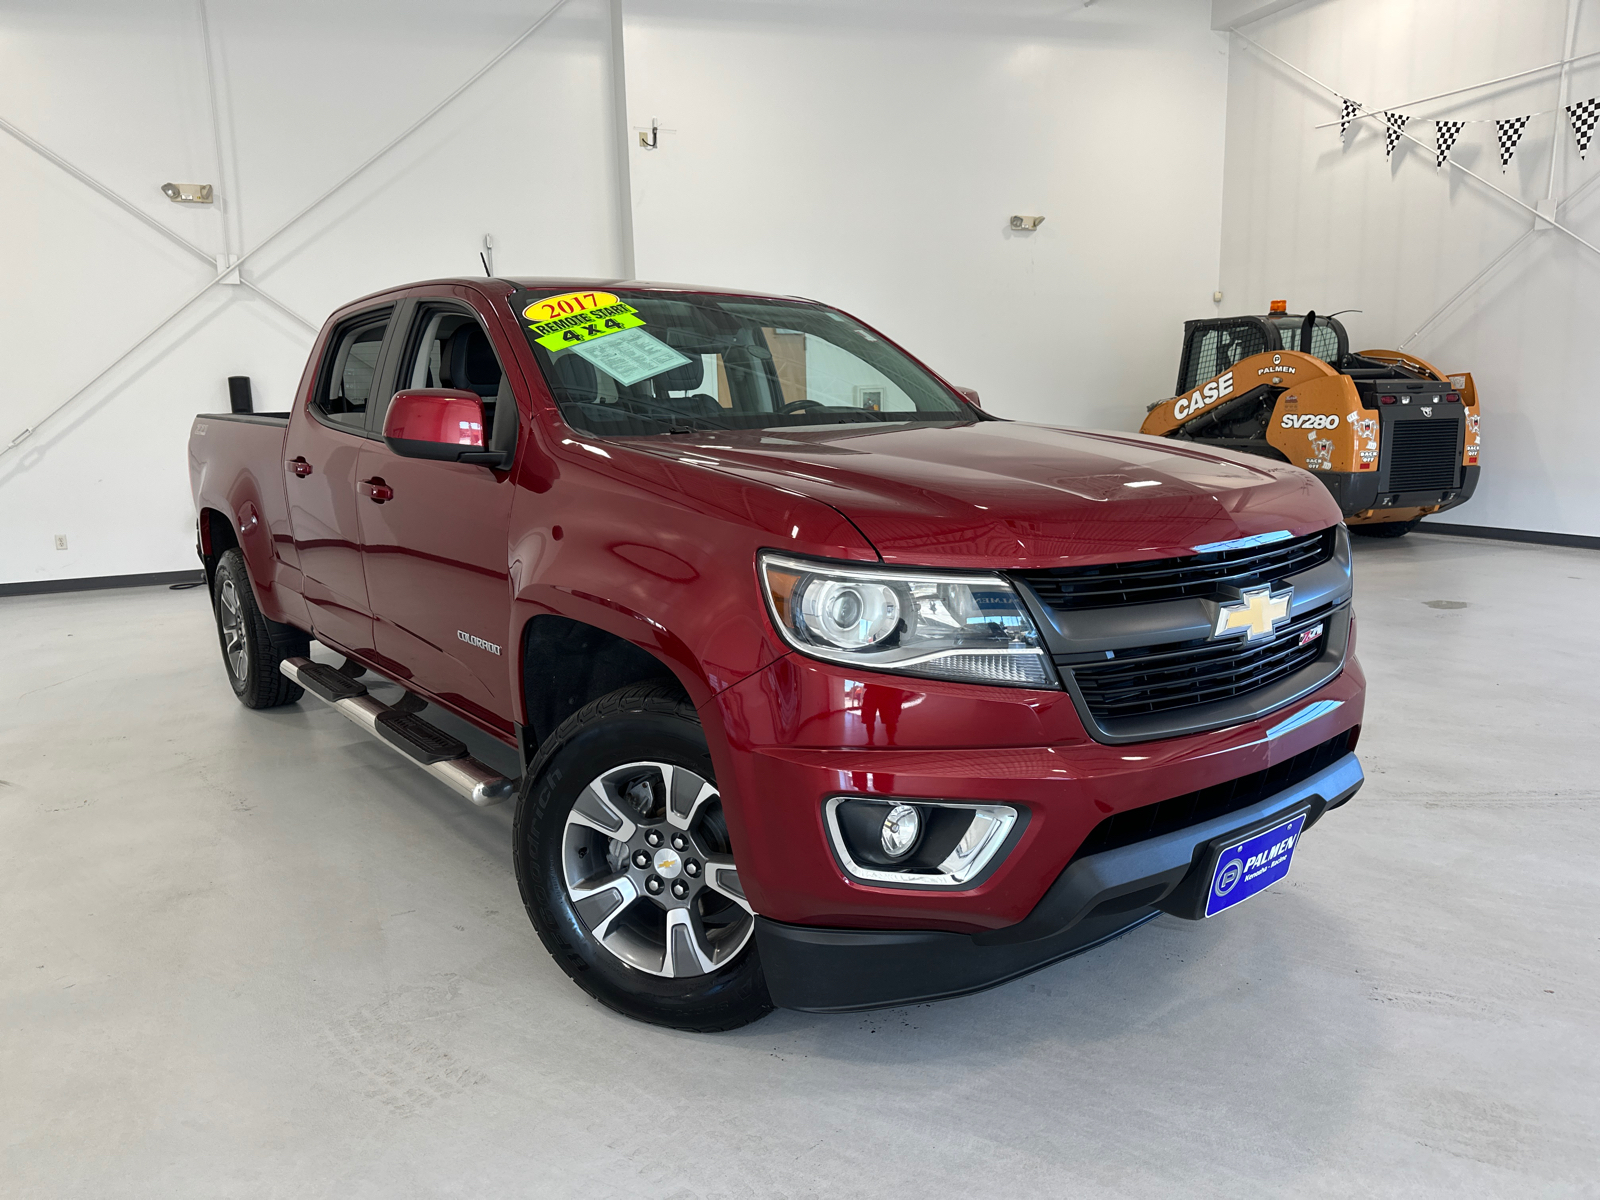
[2,533,1597,1198]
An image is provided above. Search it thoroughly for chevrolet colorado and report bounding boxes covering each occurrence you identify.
[188,277,1365,1030]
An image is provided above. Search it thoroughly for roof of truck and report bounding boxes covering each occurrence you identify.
[339,276,815,311]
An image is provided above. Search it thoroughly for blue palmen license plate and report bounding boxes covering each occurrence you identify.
[1204,812,1308,918]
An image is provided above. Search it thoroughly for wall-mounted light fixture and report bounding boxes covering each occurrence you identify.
[1009,214,1045,231]
[161,182,214,204]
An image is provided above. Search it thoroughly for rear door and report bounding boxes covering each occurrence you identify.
[354,292,521,733]
[283,306,397,654]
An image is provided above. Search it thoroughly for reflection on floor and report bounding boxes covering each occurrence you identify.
[1,531,1596,1195]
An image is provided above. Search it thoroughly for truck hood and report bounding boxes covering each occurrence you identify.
[631,420,1339,569]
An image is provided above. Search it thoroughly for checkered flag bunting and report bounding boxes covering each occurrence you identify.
[1567,98,1598,159]
[1340,97,1360,141]
[1435,120,1465,168]
[1496,115,1532,171]
[1384,112,1409,158]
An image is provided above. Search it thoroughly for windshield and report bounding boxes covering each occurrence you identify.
[508,287,976,437]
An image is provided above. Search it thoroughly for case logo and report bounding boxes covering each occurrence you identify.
[1173,370,1235,419]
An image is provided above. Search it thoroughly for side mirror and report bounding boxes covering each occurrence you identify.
[383,389,508,468]
[954,386,982,408]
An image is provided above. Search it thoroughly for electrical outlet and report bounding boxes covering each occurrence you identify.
[54,535,68,551]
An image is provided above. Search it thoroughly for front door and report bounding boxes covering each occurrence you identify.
[283,306,394,654]
[356,300,520,734]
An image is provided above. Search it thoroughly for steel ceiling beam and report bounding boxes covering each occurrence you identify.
[0,113,317,332]
[1,0,574,464]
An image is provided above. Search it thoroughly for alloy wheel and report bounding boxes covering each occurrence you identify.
[561,762,753,977]
[218,578,248,682]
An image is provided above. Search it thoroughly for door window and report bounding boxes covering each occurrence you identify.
[314,313,390,432]
[392,306,515,453]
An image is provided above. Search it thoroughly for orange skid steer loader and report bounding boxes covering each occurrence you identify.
[1140,303,1480,536]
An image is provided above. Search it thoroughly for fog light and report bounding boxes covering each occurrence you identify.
[881,805,920,858]
[825,797,1022,888]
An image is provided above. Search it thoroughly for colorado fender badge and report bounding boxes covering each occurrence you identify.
[458,631,502,655]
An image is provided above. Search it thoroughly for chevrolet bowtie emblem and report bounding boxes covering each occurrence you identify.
[1212,585,1292,640]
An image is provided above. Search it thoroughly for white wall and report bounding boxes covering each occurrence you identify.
[11,0,1593,585]
[0,0,626,585]
[1,0,1234,586]
[1217,0,1600,537]
[622,0,1230,430]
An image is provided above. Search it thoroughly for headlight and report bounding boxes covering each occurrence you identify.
[759,552,1057,688]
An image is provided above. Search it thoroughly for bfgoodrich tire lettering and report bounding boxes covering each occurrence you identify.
[513,683,773,1031]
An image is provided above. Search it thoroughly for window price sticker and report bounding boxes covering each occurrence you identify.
[572,327,692,387]
[523,291,646,351]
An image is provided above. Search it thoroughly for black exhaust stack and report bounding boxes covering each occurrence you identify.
[227,376,253,414]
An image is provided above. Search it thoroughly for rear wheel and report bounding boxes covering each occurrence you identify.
[212,548,305,708]
[514,683,771,1031]
[1349,518,1420,538]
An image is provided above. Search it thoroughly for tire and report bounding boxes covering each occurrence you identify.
[513,683,773,1031]
[1349,518,1420,539]
[212,548,306,708]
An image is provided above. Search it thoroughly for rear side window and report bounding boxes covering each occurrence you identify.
[315,312,390,431]
[1270,317,1341,363]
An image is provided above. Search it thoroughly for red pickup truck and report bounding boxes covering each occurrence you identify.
[188,277,1364,1030]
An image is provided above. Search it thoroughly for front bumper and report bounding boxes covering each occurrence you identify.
[756,748,1363,1011]
[711,654,1365,932]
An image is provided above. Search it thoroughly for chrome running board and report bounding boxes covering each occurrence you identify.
[280,656,517,807]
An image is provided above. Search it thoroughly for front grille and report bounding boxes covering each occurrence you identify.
[1068,605,1332,721]
[1386,418,1461,491]
[1070,727,1359,862]
[1018,528,1335,612]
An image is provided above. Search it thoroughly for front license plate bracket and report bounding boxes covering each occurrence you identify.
[1202,808,1309,917]
[1155,803,1313,921]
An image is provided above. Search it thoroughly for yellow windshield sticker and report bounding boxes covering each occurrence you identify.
[522,291,645,351]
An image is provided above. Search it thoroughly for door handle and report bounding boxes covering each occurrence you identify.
[359,478,394,503]
[289,457,313,477]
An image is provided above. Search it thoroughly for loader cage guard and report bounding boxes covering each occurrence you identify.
[1176,318,1272,394]
[1176,314,1352,395]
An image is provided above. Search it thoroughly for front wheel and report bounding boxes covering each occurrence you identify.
[513,683,772,1031]
[1349,517,1421,538]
